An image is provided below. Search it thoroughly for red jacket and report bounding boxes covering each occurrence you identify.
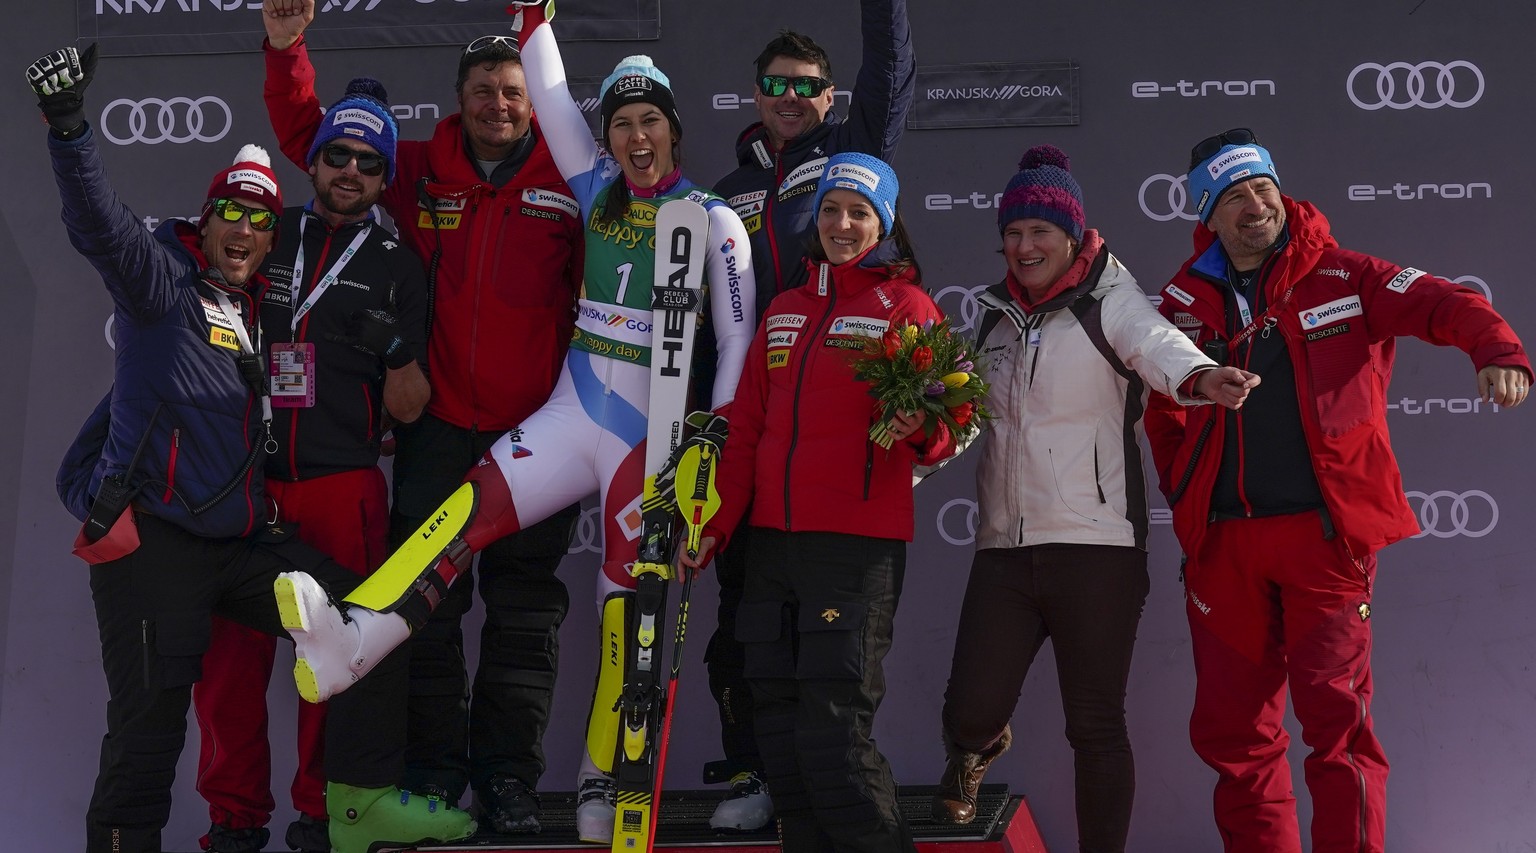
[1145,198,1529,559]
[264,39,582,432]
[708,251,954,546]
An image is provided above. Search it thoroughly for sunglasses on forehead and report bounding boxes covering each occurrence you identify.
[321,143,387,177]
[757,74,833,98]
[209,198,278,232]
[1189,127,1258,171]
[463,34,521,59]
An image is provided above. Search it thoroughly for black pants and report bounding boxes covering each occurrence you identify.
[941,545,1150,853]
[702,521,763,778]
[390,413,578,800]
[737,528,916,853]
[86,513,407,853]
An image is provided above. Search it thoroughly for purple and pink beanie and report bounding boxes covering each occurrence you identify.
[997,144,1084,240]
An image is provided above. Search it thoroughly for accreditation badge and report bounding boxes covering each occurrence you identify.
[270,342,316,408]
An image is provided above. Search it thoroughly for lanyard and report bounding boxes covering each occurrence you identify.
[210,290,276,447]
[289,214,372,332]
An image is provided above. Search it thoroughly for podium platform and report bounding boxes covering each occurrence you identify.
[406,785,1048,852]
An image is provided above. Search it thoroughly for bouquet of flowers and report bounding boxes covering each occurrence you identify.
[852,317,991,449]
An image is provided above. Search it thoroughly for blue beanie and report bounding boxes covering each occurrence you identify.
[1188,142,1279,224]
[812,152,899,236]
[600,55,682,149]
[997,144,1084,240]
[306,78,399,183]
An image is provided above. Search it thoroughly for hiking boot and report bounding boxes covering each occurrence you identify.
[481,774,541,835]
[708,770,773,832]
[932,725,1012,824]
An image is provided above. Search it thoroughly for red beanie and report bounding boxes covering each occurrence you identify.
[205,144,283,212]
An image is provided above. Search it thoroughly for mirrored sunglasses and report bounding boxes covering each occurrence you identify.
[1189,127,1258,171]
[757,74,833,98]
[209,198,278,232]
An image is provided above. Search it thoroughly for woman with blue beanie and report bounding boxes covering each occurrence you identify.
[681,151,954,852]
[928,145,1257,852]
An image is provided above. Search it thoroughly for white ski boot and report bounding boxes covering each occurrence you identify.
[574,776,617,844]
[274,571,410,703]
[709,770,773,832]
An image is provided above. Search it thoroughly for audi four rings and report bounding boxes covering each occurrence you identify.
[1346,61,1484,111]
[100,96,233,145]
[1138,173,1198,222]
[931,284,991,334]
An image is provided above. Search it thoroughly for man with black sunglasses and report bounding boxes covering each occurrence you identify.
[263,0,583,836]
[30,43,476,853]
[191,76,434,853]
[1145,129,1531,853]
[698,0,914,834]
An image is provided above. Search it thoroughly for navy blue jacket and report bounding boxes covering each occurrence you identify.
[53,126,272,538]
[700,0,914,407]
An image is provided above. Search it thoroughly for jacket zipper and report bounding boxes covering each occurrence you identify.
[467,193,488,431]
[764,156,785,293]
[785,284,838,529]
[162,429,180,503]
[286,226,336,479]
[863,442,874,500]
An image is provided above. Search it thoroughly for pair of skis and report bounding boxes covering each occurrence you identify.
[611,199,724,852]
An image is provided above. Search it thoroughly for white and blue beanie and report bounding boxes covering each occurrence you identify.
[599,55,682,149]
[1188,141,1278,224]
[305,77,399,183]
[812,152,900,236]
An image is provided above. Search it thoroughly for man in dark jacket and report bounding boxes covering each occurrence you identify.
[1145,129,1530,853]
[31,43,473,853]
[700,0,915,832]
[191,77,433,853]
[262,0,581,833]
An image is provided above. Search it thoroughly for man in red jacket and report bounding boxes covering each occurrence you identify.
[262,0,582,835]
[1145,129,1530,853]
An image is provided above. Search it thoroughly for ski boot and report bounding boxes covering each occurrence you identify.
[574,776,617,844]
[326,783,476,853]
[275,571,410,704]
[709,770,773,832]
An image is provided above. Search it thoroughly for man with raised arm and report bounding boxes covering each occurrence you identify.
[262,0,583,835]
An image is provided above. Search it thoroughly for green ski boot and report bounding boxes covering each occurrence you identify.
[326,782,477,853]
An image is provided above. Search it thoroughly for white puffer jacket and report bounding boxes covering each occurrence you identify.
[971,244,1214,551]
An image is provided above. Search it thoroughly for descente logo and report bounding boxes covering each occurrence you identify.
[926,84,1064,100]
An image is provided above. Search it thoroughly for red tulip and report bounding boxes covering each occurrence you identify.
[951,402,975,426]
[911,345,934,372]
[882,329,903,359]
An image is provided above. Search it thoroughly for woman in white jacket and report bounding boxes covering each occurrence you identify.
[929,145,1257,853]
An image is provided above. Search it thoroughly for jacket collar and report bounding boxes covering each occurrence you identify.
[733,111,842,169]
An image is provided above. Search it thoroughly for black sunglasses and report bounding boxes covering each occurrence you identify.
[1189,127,1258,171]
[757,74,833,98]
[209,198,278,232]
[321,143,387,177]
[463,34,521,60]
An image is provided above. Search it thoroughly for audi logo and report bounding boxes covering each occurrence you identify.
[567,505,603,555]
[1406,489,1498,539]
[931,285,989,334]
[936,497,978,546]
[1138,173,1198,222]
[100,96,233,146]
[1346,61,1484,111]
[1453,275,1492,303]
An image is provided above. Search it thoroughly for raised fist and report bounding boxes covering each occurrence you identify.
[263,0,315,51]
[25,43,98,137]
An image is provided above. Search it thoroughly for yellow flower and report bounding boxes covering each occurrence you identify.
[941,371,970,389]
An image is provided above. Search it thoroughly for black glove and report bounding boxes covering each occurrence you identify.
[25,43,97,139]
[327,309,416,370]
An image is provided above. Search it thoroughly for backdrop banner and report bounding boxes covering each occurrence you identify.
[78,0,660,56]
[906,61,1080,130]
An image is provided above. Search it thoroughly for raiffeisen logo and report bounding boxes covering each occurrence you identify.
[1348,182,1491,201]
[1131,78,1276,98]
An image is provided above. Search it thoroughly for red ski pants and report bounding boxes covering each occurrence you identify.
[191,468,388,827]
[1184,511,1388,853]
